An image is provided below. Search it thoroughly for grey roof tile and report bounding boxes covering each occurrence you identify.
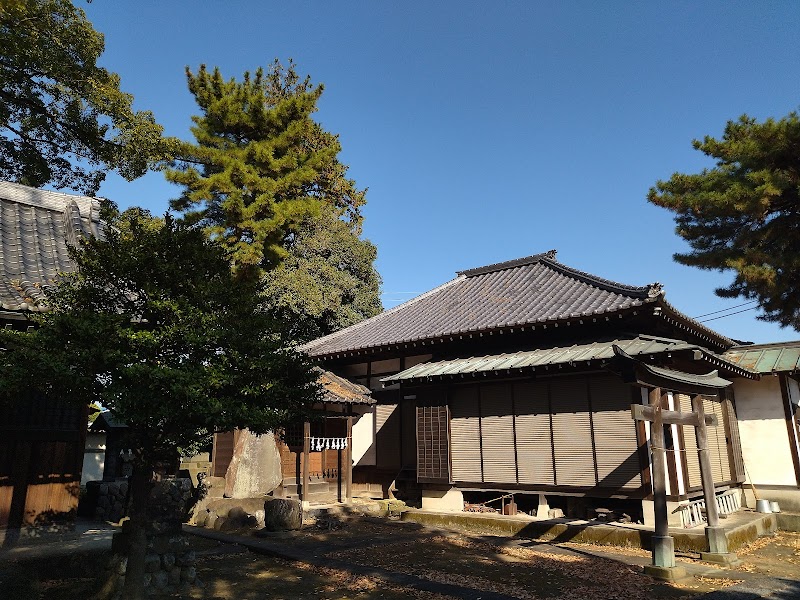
[0,181,101,313]
[303,251,733,357]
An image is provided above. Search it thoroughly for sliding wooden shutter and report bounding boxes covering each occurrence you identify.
[550,378,595,487]
[590,375,641,489]
[479,383,517,484]
[514,381,554,485]
[450,386,482,483]
[677,393,702,489]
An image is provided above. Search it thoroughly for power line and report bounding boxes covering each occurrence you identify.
[699,306,758,323]
[693,300,758,319]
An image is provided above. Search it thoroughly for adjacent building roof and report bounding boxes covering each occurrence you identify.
[303,251,734,358]
[317,369,375,404]
[723,341,800,374]
[382,335,756,384]
[0,180,101,314]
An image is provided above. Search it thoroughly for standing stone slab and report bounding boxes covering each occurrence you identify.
[224,430,282,499]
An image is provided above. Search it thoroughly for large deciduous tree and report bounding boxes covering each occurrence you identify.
[166,60,368,276]
[262,210,382,343]
[0,210,319,599]
[0,0,173,194]
[648,111,800,329]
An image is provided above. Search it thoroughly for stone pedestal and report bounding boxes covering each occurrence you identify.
[700,526,740,565]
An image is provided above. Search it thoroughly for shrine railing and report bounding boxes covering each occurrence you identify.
[678,489,742,528]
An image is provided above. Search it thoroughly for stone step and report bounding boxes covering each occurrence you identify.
[282,480,330,496]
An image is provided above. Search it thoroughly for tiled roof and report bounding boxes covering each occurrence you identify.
[381,335,756,383]
[0,181,101,313]
[317,369,375,404]
[723,341,800,374]
[302,251,733,357]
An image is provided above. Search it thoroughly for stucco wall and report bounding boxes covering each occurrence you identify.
[352,408,376,466]
[734,377,796,486]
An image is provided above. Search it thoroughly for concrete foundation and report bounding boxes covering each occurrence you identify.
[643,565,687,581]
[742,486,800,513]
[421,487,464,512]
[642,499,684,528]
[651,535,676,568]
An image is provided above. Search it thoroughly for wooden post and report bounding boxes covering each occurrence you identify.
[346,413,353,505]
[302,421,310,505]
[692,395,737,563]
[644,387,685,579]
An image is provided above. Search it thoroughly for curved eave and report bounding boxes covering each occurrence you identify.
[653,298,735,351]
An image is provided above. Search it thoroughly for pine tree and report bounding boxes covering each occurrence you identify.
[166,61,365,276]
[648,111,800,329]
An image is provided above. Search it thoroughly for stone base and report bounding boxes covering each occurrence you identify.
[421,487,464,512]
[643,565,688,581]
[651,535,677,568]
[705,525,730,554]
[700,552,742,566]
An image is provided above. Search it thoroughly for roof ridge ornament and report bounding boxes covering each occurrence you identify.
[648,282,664,298]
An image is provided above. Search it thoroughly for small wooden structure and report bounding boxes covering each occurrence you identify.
[0,181,101,532]
[612,346,739,578]
[211,369,373,504]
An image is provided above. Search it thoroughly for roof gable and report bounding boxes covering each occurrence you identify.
[303,251,694,357]
[0,181,101,313]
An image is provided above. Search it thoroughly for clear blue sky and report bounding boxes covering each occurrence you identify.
[82,1,800,344]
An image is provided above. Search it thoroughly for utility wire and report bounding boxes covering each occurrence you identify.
[693,300,758,319]
[699,306,758,323]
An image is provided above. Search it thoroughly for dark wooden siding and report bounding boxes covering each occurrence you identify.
[417,403,450,482]
[445,374,642,493]
[0,396,86,529]
[375,403,401,470]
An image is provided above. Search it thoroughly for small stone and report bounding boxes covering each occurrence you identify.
[152,571,169,589]
[143,573,152,587]
[176,550,195,567]
[162,552,176,570]
[116,556,128,576]
[144,553,161,573]
[180,566,197,583]
[119,481,129,496]
[168,568,181,586]
[99,483,109,496]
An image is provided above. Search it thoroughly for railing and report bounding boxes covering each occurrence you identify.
[678,489,742,528]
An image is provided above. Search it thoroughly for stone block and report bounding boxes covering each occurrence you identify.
[263,498,302,531]
[181,566,197,583]
[224,429,282,498]
[176,550,195,567]
[643,565,688,581]
[161,552,176,570]
[151,571,169,589]
[548,508,565,519]
[144,553,161,573]
[168,568,181,586]
[700,552,741,566]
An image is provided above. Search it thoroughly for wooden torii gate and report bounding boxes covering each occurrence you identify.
[611,346,740,580]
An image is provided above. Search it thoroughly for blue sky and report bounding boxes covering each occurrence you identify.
[82,1,800,344]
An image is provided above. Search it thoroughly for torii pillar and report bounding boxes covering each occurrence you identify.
[610,346,740,579]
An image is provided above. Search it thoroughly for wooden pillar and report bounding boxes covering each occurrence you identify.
[644,387,685,579]
[649,388,669,539]
[692,395,736,562]
[302,421,310,505]
[692,395,720,528]
[346,413,353,505]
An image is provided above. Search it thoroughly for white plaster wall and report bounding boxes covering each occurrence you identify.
[82,432,106,485]
[421,487,464,512]
[734,377,796,486]
[352,408,375,466]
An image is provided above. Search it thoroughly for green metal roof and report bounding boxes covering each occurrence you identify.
[723,341,800,374]
[381,335,756,384]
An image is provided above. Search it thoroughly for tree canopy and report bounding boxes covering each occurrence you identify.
[0,0,174,194]
[166,60,367,276]
[0,209,319,597]
[262,210,382,343]
[648,111,800,330]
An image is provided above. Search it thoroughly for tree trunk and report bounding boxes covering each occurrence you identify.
[121,466,151,600]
